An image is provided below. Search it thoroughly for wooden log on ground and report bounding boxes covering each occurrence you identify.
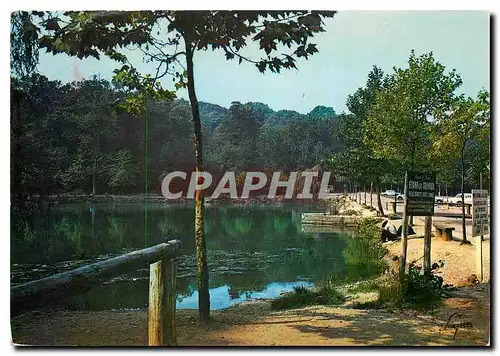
[11,239,181,317]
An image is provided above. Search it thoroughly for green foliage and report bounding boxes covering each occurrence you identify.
[270,284,345,310]
[365,50,462,171]
[199,101,229,132]
[379,264,451,310]
[387,213,402,220]
[259,115,339,171]
[11,73,341,198]
[108,149,138,192]
[346,279,381,294]
[10,11,44,77]
[307,105,336,119]
[432,92,490,186]
[112,65,176,115]
[207,101,261,172]
[329,66,388,188]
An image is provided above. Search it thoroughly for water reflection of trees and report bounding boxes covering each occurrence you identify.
[12,204,353,303]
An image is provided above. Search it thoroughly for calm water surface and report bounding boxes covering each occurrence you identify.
[11,202,362,311]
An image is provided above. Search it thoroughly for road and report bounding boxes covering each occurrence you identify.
[346,192,489,241]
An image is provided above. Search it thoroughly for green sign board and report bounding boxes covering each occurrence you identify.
[405,171,436,216]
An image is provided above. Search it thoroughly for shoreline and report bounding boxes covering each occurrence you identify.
[17,194,329,207]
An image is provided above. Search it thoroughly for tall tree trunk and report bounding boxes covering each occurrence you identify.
[370,182,373,207]
[376,182,385,216]
[394,186,397,215]
[185,44,210,321]
[461,149,468,243]
[400,171,409,284]
[143,107,149,246]
[91,203,96,243]
[92,155,97,196]
[11,89,24,206]
[92,135,100,196]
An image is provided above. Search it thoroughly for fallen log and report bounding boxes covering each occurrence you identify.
[11,239,181,317]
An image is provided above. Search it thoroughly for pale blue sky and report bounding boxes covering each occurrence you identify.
[37,10,490,114]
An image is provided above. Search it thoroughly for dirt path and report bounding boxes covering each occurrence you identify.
[11,282,489,346]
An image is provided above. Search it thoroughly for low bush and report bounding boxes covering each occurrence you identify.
[271,284,345,310]
[387,213,402,220]
[378,264,451,310]
[346,279,381,294]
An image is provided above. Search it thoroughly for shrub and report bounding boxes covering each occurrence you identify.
[271,284,345,310]
[379,264,451,310]
[401,264,450,309]
[387,213,402,220]
[347,279,381,294]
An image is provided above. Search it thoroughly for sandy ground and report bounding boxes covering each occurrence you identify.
[385,232,490,287]
[11,198,491,347]
[11,284,490,347]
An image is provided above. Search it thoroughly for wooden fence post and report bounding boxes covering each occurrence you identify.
[165,258,177,346]
[149,260,166,346]
[476,235,483,282]
[424,216,432,274]
[148,258,178,346]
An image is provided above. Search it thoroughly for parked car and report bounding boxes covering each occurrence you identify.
[435,195,451,204]
[449,193,473,206]
[396,193,404,200]
[381,190,397,197]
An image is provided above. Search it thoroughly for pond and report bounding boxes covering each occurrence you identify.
[11,202,372,311]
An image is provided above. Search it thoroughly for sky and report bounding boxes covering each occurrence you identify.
[37,10,490,114]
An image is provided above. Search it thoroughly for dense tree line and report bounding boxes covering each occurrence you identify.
[11,74,340,201]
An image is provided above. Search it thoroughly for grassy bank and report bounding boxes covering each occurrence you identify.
[271,218,388,310]
[272,217,452,312]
